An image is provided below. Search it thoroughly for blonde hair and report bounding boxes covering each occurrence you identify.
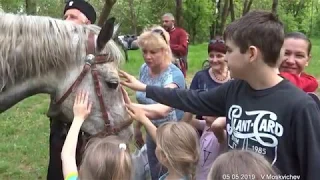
[156,122,200,179]
[208,150,279,180]
[79,136,132,180]
[137,25,172,63]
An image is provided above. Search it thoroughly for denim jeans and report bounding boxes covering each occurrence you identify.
[146,133,167,180]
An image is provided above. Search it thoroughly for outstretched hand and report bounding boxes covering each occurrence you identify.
[119,70,147,92]
[120,86,132,104]
[126,104,149,123]
[73,90,92,120]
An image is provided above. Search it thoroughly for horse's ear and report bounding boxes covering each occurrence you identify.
[96,17,116,52]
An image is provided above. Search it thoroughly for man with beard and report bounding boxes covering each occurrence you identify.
[162,13,188,77]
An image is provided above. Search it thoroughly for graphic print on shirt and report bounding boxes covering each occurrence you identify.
[201,138,212,167]
[226,105,284,165]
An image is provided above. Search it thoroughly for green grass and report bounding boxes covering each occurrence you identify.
[0,41,320,179]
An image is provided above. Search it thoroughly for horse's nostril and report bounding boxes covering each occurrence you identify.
[106,81,119,89]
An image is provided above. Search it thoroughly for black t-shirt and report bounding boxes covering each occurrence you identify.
[146,79,320,180]
[189,68,224,120]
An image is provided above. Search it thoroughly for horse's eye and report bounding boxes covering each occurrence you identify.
[106,81,119,89]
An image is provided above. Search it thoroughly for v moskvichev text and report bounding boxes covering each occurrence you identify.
[261,174,300,180]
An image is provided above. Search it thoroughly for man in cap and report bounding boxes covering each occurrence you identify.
[46,1,96,180]
[63,0,96,24]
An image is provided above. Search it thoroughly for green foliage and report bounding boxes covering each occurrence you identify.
[277,0,311,34]
[110,0,174,34]
[183,0,214,43]
[1,0,24,14]
[1,0,320,42]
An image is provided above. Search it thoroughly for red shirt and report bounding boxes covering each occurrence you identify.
[168,27,188,57]
[280,72,318,92]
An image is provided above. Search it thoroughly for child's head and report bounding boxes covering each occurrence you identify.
[155,122,200,178]
[208,150,279,180]
[79,135,132,180]
[279,32,312,75]
[223,10,284,79]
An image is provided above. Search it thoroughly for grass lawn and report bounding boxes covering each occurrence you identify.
[0,40,319,179]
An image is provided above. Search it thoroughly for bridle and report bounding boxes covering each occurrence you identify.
[54,31,132,137]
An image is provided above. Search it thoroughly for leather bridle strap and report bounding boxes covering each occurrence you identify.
[91,64,110,128]
[86,31,110,128]
[55,64,91,104]
[87,32,95,54]
[55,31,133,137]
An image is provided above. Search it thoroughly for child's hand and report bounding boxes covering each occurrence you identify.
[73,90,92,120]
[126,104,148,123]
[120,86,132,104]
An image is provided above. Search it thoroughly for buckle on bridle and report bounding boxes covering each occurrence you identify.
[85,54,95,65]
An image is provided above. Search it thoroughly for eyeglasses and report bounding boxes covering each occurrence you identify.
[152,29,167,44]
[209,39,225,45]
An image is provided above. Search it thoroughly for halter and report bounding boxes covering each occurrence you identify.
[54,31,132,137]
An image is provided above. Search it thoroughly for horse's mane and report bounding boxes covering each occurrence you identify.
[0,12,122,91]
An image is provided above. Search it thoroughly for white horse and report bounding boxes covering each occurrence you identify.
[0,12,133,141]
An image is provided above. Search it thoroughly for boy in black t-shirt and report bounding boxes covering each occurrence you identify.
[120,10,320,180]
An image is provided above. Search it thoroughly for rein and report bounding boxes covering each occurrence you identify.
[54,31,132,138]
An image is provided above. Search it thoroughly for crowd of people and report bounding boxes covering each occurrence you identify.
[45,1,320,180]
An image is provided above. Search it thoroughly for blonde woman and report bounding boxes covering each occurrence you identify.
[208,150,280,180]
[122,25,185,180]
[127,104,199,180]
[61,91,132,180]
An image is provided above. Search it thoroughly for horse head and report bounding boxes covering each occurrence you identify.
[0,13,133,141]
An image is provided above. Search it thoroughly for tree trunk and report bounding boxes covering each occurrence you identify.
[175,0,183,27]
[128,0,137,34]
[210,0,221,38]
[271,0,278,15]
[98,0,117,27]
[242,0,248,16]
[229,0,235,21]
[219,0,230,35]
[25,0,36,15]
[242,0,253,16]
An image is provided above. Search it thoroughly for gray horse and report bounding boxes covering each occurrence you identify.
[0,12,133,141]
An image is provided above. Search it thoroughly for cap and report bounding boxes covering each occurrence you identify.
[64,0,97,24]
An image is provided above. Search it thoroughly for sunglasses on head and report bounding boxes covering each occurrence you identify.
[209,39,225,45]
[152,29,167,44]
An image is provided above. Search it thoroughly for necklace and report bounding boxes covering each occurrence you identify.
[212,70,229,82]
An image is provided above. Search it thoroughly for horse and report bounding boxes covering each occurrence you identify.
[0,12,133,142]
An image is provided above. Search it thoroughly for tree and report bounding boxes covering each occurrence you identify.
[210,0,221,38]
[128,0,138,34]
[25,0,36,15]
[229,0,235,21]
[219,0,230,35]
[175,0,183,26]
[98,0,117,26]
[242,0,253,16]
[184,0,213,43]
[272,0,278,15]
